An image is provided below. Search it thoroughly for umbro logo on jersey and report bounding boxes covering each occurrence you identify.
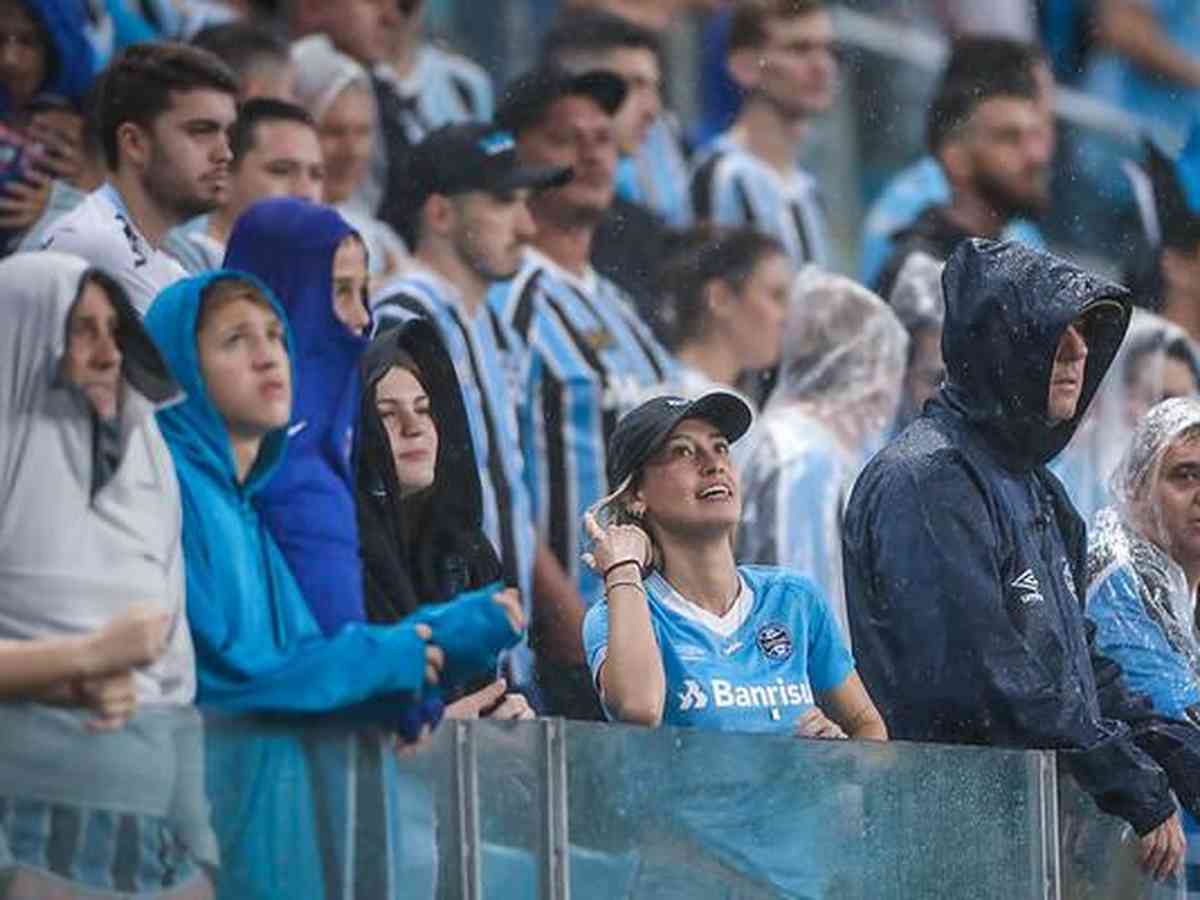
[676,645,707,661]
[721,640,744,657]
[1011,569,1044,605]
[678,679,709,711]
[287,420,308,437]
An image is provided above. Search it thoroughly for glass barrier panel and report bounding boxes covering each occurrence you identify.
[563,721,1049,900]
[1058,771,1186,900]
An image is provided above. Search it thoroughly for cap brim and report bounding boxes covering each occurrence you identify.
[493,164,574,193]
[683,392,755,445]
[569,70,628,117]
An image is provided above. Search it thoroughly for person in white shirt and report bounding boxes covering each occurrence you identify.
[39,42,238,315]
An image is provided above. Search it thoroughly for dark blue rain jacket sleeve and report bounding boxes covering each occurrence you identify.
[845,455,1175,835]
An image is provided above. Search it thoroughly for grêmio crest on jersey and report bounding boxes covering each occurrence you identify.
[756,622,793,662]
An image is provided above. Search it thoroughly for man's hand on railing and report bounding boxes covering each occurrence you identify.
[1139,810,1185,882]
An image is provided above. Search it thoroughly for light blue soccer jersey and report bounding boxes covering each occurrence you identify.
[690,132,831,269]
[583,565,854,734]
[492,249,673,610]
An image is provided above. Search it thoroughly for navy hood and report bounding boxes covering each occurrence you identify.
[224,197,365,457]
[3,0,95,115]
[937,239,1132,469]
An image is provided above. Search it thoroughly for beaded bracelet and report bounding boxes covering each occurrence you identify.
[603,558,642,580]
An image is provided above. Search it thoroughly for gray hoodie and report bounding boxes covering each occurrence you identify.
[0,252,194,705]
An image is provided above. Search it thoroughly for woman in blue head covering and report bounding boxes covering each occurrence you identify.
[223,196,375,634]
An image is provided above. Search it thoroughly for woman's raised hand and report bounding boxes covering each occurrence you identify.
[581,510,653,575]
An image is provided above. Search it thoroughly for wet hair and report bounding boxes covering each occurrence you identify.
[229,97,315,164]
[191,22,290,82]
[97,42,240,170]
[195,276,277,335]
[727,0,826,55]
[541,10,661,63]
[926,38,1040,153]
[656,224,787,348]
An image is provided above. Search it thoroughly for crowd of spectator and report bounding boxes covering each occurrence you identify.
[10,0,1200,894]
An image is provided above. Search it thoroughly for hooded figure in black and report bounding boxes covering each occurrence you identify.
[355,317,502,625]
[844,239,1200,843]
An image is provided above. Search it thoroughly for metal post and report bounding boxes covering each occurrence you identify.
[446,720,481,900]
[1040,752,1061,900]
[538,718,570,900]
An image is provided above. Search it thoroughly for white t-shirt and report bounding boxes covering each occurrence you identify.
[39,185,187,316]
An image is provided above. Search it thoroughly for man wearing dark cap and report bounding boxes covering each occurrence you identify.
[491,66,674,719]
[373,123,570,696]
[844,238,1193,881]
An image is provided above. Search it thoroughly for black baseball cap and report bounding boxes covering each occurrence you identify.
[405,122,573,206]
[606,392,754,489]
[496,65,628,136]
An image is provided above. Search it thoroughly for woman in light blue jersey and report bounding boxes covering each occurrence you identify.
[580,390,887,739]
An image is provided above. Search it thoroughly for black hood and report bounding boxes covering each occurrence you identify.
[936,239,1132,470]
[354,318,500,621]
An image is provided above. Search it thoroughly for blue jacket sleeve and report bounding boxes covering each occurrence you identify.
[845,458,1174,835]
[182,526,430,716]
[407,581,522,690]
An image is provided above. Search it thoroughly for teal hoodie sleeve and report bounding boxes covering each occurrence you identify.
[407,581,522,689]
[180,493,430,716]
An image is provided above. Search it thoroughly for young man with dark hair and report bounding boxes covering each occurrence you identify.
[872,57,1050,299]
[40,42,238,313]
[191,20,296,101]
[541,10,678,338]
[691,0,837,269]
[374,123,570,694]
[164,98,324,273]
[368,0,495,231]
[492,66,674,718]
[1139,124,1200,344]
[861,36,1055,286]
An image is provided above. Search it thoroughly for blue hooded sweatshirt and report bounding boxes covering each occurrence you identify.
[144,269,434,716]
[224,198,370,635]
[2,0,94,116]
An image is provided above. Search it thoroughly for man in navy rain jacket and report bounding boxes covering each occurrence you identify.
[844,238,1199,880]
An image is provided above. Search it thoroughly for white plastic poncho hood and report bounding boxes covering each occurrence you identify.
[1087,397,1200,707]
[1055,310,1200,523]
[0,252,195,705]
[738,271,908,639]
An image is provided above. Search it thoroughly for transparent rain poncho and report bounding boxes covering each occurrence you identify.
[1053,310,1200,524]
[1086,396,1200,725]
[887,251,946,432]
[737,270,909,640]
